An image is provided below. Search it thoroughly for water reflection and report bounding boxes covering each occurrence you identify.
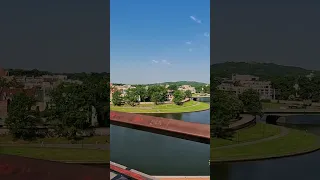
[111,108,210,176]
[211,115,320,180]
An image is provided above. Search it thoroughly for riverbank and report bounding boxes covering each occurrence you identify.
[0,135,110,162]
[0,135,109,144]
[110,100,209,113]
[0,147,109,162]
[211,123,320,162]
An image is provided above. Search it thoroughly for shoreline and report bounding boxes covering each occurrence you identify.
[110,101,210,114]
[211,146,320,164]
[121,107,210,114]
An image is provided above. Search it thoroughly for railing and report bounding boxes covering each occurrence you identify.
[110,111,210,144]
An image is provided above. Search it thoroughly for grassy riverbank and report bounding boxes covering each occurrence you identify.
[0,147,109,162]
[110,100,209,113]
[0,135,109,144]
[211,124,320,162]
[211,123,281,147]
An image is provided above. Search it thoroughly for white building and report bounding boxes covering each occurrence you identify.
[178,85,196,94]
[218,74,275,100]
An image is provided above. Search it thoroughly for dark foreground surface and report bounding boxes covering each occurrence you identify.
[0,154,109,180]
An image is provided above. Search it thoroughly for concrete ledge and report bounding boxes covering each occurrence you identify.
[110,161,159,180]
[154,176,210,180]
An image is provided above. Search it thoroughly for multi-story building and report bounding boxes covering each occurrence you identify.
[218,74,275,100]
[110,84,136,99]
[178,85,196,94]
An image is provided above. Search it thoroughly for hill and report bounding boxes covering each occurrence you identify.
[145,81,207,87]
[211,62,317,80]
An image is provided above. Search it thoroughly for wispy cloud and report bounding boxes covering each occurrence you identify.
[190,16,202,24]
[152,59,171,65]
[161,59,171,65]
[185,41,192,45]
[188,48,193,52]
[204,32,210,37]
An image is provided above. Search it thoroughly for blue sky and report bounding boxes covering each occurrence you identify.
[111,0,210,84]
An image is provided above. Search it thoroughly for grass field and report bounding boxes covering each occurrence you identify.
[211,123,281,147]
[110,100,209,113]
[211,125,320,162]
[0,135,109,144]
[262,102,284,109]
[0,147,109,162]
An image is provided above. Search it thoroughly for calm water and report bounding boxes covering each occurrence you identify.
[110,100,210,176]
[211,115,320,180]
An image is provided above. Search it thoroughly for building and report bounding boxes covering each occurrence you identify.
[218,74,275,100]
[0,87,37,120]
[111,84,136,97]
[166,90,174,101]
[178,85,196,94]
[0,67,8,77]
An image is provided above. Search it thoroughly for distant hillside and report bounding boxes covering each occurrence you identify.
[211,62,317,80]
[5,69,109,80]
[144,81,207,87]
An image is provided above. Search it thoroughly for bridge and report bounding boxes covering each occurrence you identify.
[262,109,320,124]
[110,111,210,179]
[263,109,320,117]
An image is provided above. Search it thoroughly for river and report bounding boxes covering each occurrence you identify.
[211,115,320,180]
[110,99,210,176]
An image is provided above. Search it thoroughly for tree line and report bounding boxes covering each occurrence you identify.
[112,85,193,106]
[5,74,109,141]
[211,88,262,138]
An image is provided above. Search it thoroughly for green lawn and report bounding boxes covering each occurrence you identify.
[0,147,109,162]
[0,135,109,144]
[211,128,320,162]
[211,123,281,147]
[262,102,284,109]
[110,100,209,113]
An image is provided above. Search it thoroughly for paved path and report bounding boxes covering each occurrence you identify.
[0,143,109,150]
[229,114,255,129]
[213,126,289,150]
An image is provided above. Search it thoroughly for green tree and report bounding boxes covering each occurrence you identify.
[148,85,167,105]
[211,90,243,138]
[239,89,263,117]
[185,90,192,98]
[112,91,123,106]
[135,85,148,102]
[5,93,41,140]
[125,88,139,106]
[271,76,296,100]
[203,85,210,94]
[168,84,178,91]
[46,83,91,140]
[173,90,185,105]
[83,76,109,127]
[195,85,202,93]
[0,77,8,87]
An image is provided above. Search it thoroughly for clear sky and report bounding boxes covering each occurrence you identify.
[110,0,210,84]
[212,0,320,70]
[0,0,108,73]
